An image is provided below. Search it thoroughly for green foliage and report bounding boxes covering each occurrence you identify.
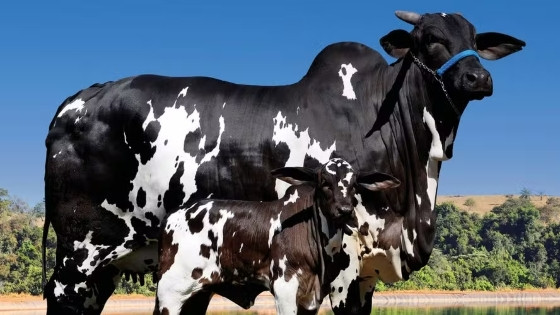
[464,198,476,208]
[434,203,481,257]
[384,197,560,291]
[0,206,55,295]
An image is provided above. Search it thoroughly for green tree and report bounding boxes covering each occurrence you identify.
[31,201,45,217]
[434,203,481,257]
[520,187,532,200]
[0,188,10,215]
[543,223,560,287]
[464,198,476,209]
[480,198,549,287]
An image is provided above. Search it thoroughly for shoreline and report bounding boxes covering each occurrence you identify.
[2,290,560,314]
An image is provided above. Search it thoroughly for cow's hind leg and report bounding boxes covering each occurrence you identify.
[44,220,139,314]
[156,286,213,315]
[45,261,121,315]
[180,290,213,315]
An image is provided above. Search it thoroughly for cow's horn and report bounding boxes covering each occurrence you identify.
[395,11,421,25]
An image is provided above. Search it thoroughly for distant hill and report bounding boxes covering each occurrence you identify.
[436,195,554,216]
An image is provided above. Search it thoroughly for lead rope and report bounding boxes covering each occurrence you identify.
[409,52,461,117]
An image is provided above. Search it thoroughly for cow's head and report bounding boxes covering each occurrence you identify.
[381,11,525,103]
[272,158,400,223]
[380,11,525,160]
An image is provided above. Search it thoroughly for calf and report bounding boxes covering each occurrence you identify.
[155,158,400,315]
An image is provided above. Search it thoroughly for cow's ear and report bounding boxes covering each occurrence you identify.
[271,167,316,186]
[476,32,526,60]
[357,172,400,191]
[380,29,412,59]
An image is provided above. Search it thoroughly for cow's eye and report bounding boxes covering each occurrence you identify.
[425,34,444,46]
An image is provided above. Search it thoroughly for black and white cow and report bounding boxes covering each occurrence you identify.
[43,10,525,314]
[155,158,400,315]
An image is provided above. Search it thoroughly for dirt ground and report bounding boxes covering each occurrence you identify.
[436,195,553,216]
[2,290,560,314]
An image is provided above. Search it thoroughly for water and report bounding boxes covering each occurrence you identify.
[97,306,560,315]
[369,306,560,315]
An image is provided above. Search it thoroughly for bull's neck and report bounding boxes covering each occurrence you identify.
[365,55,466,210]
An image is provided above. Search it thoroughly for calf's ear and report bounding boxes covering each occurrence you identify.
[358,172,400,191]
[271,167,316,186]
[380,29,412,59]
[476,32,526,60]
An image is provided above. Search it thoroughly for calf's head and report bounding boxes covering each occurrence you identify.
[272,158,400,223]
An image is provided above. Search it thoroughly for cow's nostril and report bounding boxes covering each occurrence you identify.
[465,72,477,83]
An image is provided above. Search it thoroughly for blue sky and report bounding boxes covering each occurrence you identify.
[1,1,558,206]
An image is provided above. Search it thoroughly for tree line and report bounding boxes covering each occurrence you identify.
[0,188,559,295]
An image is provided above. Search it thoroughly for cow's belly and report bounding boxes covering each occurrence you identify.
[359,249,402,284]
[111,241,159,274]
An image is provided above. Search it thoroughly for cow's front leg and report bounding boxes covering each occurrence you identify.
[330,276,375,315]
[273,274,323,315]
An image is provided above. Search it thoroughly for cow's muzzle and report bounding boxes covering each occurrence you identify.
[338,205,353,216]
[461,68,493,99]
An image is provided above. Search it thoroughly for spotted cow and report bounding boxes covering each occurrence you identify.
[155,158,400,314]
[43,10,525,314]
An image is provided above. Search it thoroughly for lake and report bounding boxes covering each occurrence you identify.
[97,306,560,314]
[6,305,560,315]
[4,291,560,314]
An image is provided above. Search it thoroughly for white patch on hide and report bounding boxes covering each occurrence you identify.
[273,255,299,315]
[401,226,417,258]
[199,116,225,164]
[53,280,66,297]
[338,168,354,198]
[308,139,336,164]
[57,98,85,118]
[444,127,455,153]
[142,100,155,131]
[423,108,445,160]
[354,194,384,241]
[328,232,360,308]
[198,135,207,150]
[283,190,299,205]
[338,63,358,100]
[72,230,111,276]
[178,87,188,98]
[272,111,336,197]
[425,159,439,210]
[122,87,226,247]
[269,212,282,246]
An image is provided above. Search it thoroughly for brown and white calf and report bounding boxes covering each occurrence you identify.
[155,158,400,315]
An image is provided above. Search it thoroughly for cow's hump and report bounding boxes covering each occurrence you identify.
[303,42,386,81]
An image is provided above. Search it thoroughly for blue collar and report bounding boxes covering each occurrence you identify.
[436,50,479,76]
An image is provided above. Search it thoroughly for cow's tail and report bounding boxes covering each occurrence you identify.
[42,214,50,296]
